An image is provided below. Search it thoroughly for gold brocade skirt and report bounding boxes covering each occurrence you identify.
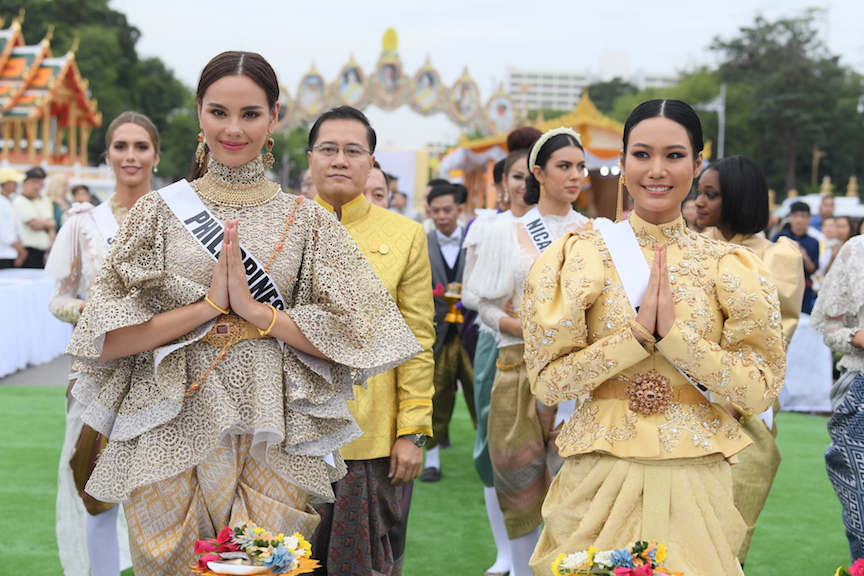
[529,452,746,576]
[488,343,561,539]
[124,434,319,576]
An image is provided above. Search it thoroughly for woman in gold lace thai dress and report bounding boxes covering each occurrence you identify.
[48,111,160,576]
[65,51,420,576]
[694,154,804,564]
[523,100,785,576]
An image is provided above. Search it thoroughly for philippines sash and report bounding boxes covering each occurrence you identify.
[90,200,119,248]
[158,181,287,310]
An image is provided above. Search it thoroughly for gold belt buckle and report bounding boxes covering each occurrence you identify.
[626,369,672,415]
[202,314,246,346]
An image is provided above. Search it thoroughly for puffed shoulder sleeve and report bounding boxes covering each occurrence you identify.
[286,201,422,385]
[523,231,651,405]
[763,236,804,347]
[66,192,181,362]
[656,246,786,414]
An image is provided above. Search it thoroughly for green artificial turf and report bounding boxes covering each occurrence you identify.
[0,385,852,575]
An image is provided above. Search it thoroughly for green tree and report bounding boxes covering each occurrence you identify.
[1,1,191,169]
[584,78,639,115]
[711,8,864,193]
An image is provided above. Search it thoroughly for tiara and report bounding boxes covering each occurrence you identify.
[528,127,582,171]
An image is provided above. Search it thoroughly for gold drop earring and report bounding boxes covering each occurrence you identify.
[195,132,206,167]
[262,135,275,169]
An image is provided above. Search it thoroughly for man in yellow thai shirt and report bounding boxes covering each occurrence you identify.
[308,106,435,576]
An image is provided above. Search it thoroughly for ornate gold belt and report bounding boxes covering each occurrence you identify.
[200,314,271,347]
[591,374,708,415]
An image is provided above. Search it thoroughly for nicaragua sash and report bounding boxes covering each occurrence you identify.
[519,206,575,424]
[158,180,287,310]
[520,207,553,253]
[90,199,119,248]
[599,220,711,401]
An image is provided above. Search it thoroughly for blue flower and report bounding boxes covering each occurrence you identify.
[609,548,635,568]
[262,545,298,573]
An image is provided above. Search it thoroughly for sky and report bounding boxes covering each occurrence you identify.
[111,0,864,149]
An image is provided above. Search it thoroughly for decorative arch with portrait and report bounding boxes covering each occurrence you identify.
[338,65,365,106]
[297,73,326,116]
[413,68,442,112]
[450,78,480,122]
[485,94,516,134]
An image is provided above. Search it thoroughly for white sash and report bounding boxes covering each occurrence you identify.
[158,180,287,310]
[520,207,553,253]
[599,221,710,400]
[90,200,119,248]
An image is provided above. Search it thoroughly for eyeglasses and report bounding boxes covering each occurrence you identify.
[312,144,371,159]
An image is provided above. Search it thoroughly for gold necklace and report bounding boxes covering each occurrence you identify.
[192,177,281,208]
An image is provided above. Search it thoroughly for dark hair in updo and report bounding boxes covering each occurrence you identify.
[623,99,703,156]
[524,132,583,205]
[507,126,542,153]
[197,51,279,110]
[497,127,542,187]
[191,51,280,180]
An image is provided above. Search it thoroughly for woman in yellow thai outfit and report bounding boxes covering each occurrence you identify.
[65,51,420,576]
[48,111,160,576]
[472,127,598,576]
[523,100,785,576]
[695,154,804,564]
[463,128,539,576]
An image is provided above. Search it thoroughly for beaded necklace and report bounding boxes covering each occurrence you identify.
[191,156,281,208]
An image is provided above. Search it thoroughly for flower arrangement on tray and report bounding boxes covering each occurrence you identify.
[836,559,864,576]
[551,541,682,576]
[432,282,464,323]
[191,522,319,576]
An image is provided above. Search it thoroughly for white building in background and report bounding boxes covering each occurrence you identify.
[506,54,678,112]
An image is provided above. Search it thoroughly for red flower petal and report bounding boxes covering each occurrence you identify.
[198,553,220,570]
[194,540,218,554]
[216,526,234,544]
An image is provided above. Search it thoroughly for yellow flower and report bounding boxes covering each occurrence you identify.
[656,544,667,564]
[551,553,567,576]
[295,533,312,558]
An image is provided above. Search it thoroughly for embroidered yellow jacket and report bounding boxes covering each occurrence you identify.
[522,214,786,460]
[702,227,804,349]
[316,194,435,460]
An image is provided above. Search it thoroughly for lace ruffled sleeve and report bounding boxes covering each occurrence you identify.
[812,237,864,354]
[287,200,423,383]
[45,213,87,324]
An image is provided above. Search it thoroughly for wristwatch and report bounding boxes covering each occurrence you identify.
[401,433,428,448]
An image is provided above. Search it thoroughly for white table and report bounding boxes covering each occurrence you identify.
[0,268,73,378]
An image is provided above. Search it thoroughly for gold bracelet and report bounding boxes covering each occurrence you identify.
[204,293,229,315]
[259,305,278,336]
[629,320,657,343]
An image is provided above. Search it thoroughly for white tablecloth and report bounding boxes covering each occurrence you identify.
[0,268,73,378]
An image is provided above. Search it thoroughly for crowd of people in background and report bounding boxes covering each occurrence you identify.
[6,49,864,576]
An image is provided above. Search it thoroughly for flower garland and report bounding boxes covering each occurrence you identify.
[191,522,319,575]
[836,558,864,576]
[551,541,682,576]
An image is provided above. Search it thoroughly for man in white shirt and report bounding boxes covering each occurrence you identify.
[13,167,54,268]
[0,168,27,268]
